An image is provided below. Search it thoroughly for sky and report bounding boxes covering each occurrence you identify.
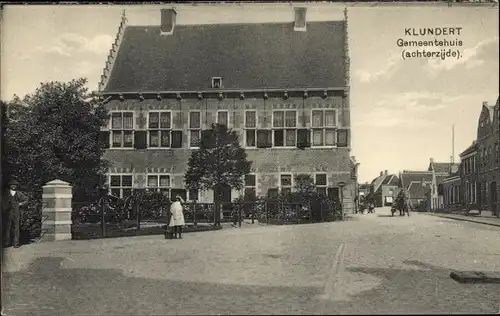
[1,3,499,183]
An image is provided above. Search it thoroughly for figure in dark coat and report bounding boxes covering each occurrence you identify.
[3,180,28,248]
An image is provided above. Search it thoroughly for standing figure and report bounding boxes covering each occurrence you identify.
[3,180,28,248]
[169,195,186,239]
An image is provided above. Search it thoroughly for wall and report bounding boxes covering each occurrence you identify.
[476,106,500,215]
[101,94,355,211]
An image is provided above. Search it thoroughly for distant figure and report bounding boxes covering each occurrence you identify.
[2,180,28,248]
[169,195,186,239]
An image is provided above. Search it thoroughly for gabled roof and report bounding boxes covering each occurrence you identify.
[103,21,347,93]
[370,173,387,193]
[460,141,478,157]
[428,162,459,173]
[382,174,399,186]
[399,171,433,190]
[407,182,429,200]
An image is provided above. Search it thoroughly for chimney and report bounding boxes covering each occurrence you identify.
[294,7,307,31]
[380,171,383,176]
[161,8,177,35]
[384,170,388,176]
[482,101,488,107]
[430,158,434,164]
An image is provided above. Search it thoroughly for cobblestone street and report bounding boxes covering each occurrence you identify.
[3,207,500,315]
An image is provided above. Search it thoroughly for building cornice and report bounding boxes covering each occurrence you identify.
[98,10,127,92]
[97,87,349,101]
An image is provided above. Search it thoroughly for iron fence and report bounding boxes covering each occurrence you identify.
[70,194,342,239]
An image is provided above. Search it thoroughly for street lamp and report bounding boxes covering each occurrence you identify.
[338,181,346,221]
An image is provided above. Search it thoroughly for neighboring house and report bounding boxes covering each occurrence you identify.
[459,141,478,210]
[441,171,461,212]
[475,99,499,216]
[399,170,433,209]
[358,182,370,202]
[97,8,356,211]
[428,158,460,210]
[369,170,399,207]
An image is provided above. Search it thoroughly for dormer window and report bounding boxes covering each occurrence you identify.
[211,77,222,89]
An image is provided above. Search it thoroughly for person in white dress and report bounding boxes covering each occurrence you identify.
[169,195,186,239]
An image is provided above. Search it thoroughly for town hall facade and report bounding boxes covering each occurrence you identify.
[97,7,356,212]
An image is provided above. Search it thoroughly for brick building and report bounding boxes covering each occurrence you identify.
[459,141,478,210]
[441,172,461,212]
[368,170,399,207]
[399,171,433,209]
[97,8,356,212]
[476,99,499,216]
[398,159,457,211]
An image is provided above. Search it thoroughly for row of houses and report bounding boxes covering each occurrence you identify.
[97,8,360,213]
[441,99,499,216]
[364,98,499,216]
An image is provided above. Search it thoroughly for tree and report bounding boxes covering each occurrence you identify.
[184,123,252,226]
[3,78,109,204]
[294,174,316,196]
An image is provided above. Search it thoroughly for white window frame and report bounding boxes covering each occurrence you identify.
[108,173,134,199]
[216,110,230,128]
[147,110,172,149]
[109,110,135,149]
[271,110,299,148]
[188,110,202,149]
[314,172,328,195]
[146,173,172,197]
[244,173,258,197]
[310,108,338,148]
[211,77,222,89]
[279,173,293,194]
[244,110,258,149]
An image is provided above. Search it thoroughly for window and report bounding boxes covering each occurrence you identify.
[109,174,133,198]
[110,111,134,148]
[272,110,297,147]
[211,77,222,88]
[189,111,201,148]
[245,111,257,147]
[280,174,292,194]
[311,109,336,147]
[188,188,199,202]
[315,173,327,196]
[148,111,171,148]
[244,174,257,199]
[217,110,229,127]
[147,174,171,196]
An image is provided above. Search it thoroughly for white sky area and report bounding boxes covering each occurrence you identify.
[1,3,498,183]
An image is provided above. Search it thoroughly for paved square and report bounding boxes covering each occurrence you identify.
[3,207,500,315]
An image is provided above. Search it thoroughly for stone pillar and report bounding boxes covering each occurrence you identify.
[41,179,72,242]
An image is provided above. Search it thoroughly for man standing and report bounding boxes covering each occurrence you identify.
[3,180,28,248]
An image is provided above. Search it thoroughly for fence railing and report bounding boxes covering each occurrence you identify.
[70,195,342,238]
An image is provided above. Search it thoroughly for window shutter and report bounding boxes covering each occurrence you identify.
[171,131,183,148]
[99,131,110,149]
[134,131,147,149]
[257,130,270,148]
[297,129,310,148]
[328,187,339,201]
[337,129,348,147]
[201,129,216,148]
